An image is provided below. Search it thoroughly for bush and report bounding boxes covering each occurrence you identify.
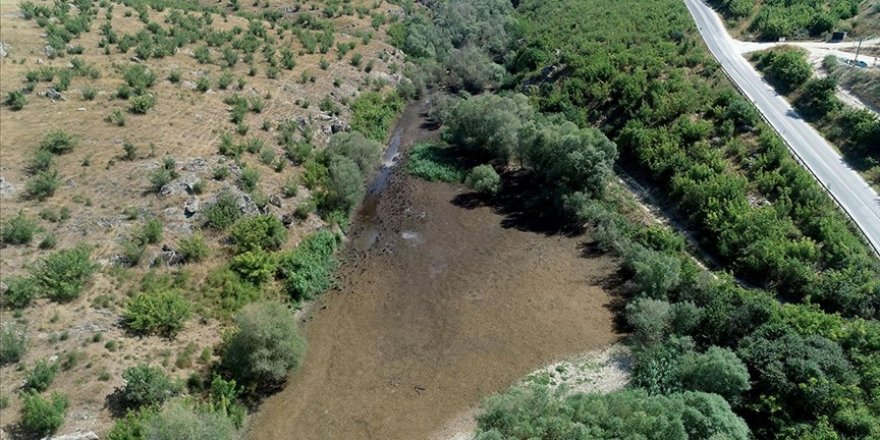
[0,327,26,365]
[473,386,749,440]
[406,143,465,182]
[239,167,259,192]
[626,297,673,343]
[204,268,261,314]
[2,276,39,308]
[124,289,191,337]
[109,108,127,126]
[754,47,812,94]
[203,191,241,230]
[4,90,27,110]
[35,246,96,302]
[40,130,78,154]
[178,234,209,263]
[222,301,306,389]
[465,165,500,195]
[20,392,67,437]
[28,150,55,174]
[121,364,181,408]
[1,211,39,245]
[149,168,173,193]
[145,401,236,440]
[277,230,338,300]
[25,169,61,200]
[227,214,287,253]
[24,359,59,392]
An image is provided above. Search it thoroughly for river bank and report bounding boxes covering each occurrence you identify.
[246,102,621,440]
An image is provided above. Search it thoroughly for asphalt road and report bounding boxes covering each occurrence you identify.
[684,0,880,256]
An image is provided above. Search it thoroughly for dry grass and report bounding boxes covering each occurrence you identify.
[0,0,405,434]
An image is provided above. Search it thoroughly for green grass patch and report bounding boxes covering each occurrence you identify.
[406,143,465,183]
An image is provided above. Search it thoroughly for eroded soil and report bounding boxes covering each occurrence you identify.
[247,104,620,440]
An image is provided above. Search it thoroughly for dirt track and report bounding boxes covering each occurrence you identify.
[246,104,620,440]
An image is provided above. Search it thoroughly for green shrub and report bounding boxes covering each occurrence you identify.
[109,108,127,126]
[20,392,68,437]
[406,143,465,182]
[140,219,163,244]
[81,86,97,101]
[0,327,26,365]
[4,90,27,110]
[124,289,191,337]
[25,169,61,200]
[203,191,241,230]
[753,47,812,94]
[227,214,287,253]
[149,168,173,193]
[1,211,39,245]
[204,268,261,314]
[179,234,209,263]
[222,301,306,388]
[196,76,211,92]
[145,401,236,440]
[28,150,55,174]
[168,69,182,83]
[39,233,57,250]
[230,249,276,285]
[239,167,259,192]
[35,246,96,302]
[465,164,500,195]
[40,130,78,154]
[129,93,156,114]
[276,230,338,300]
[24,359,58,392]
[107,408,152,440]
[121,364,181,408]
[123,64,157,93]
[119,238,146,267]
[349,91,403,141]
[2,276,39,308]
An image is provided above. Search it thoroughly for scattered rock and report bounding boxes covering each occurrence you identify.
[281,212,296,227]
[184,196,200,217]
[0,42,9,58]
[44,88,64,101]
[153,250,183,267]
[43,431,99,440]
[130,55,143,63]
[44,45,57,57]
[181,157,209,172]
[330,117,349,134]
[181,80,197,90]
[269,194,282,208]
[0,176,16,198]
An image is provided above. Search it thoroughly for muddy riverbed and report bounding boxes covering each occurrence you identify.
[247,102,621,440]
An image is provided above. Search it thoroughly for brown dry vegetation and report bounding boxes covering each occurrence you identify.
[0,0,405,435]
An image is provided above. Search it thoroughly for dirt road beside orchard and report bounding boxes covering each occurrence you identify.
[247,103,620,440]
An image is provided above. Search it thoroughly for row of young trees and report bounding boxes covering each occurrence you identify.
[711,0,861,40]
[753,47,880,182]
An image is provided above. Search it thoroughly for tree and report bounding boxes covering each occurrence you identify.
[795,77,840,120]
[325,131,383,175]
[322,155,365,213]
[679,346,751,404]
[755,48,812,94]
[121,364,182,408]
[222,301,306,390]
[443,94,533,163]
[625,246,682,298]
[626,297,673,343]
[465,165,501,195]
[0,326,26,365]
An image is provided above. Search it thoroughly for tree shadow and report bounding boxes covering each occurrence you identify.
[104,388,129,418]
[450,170,585,237]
